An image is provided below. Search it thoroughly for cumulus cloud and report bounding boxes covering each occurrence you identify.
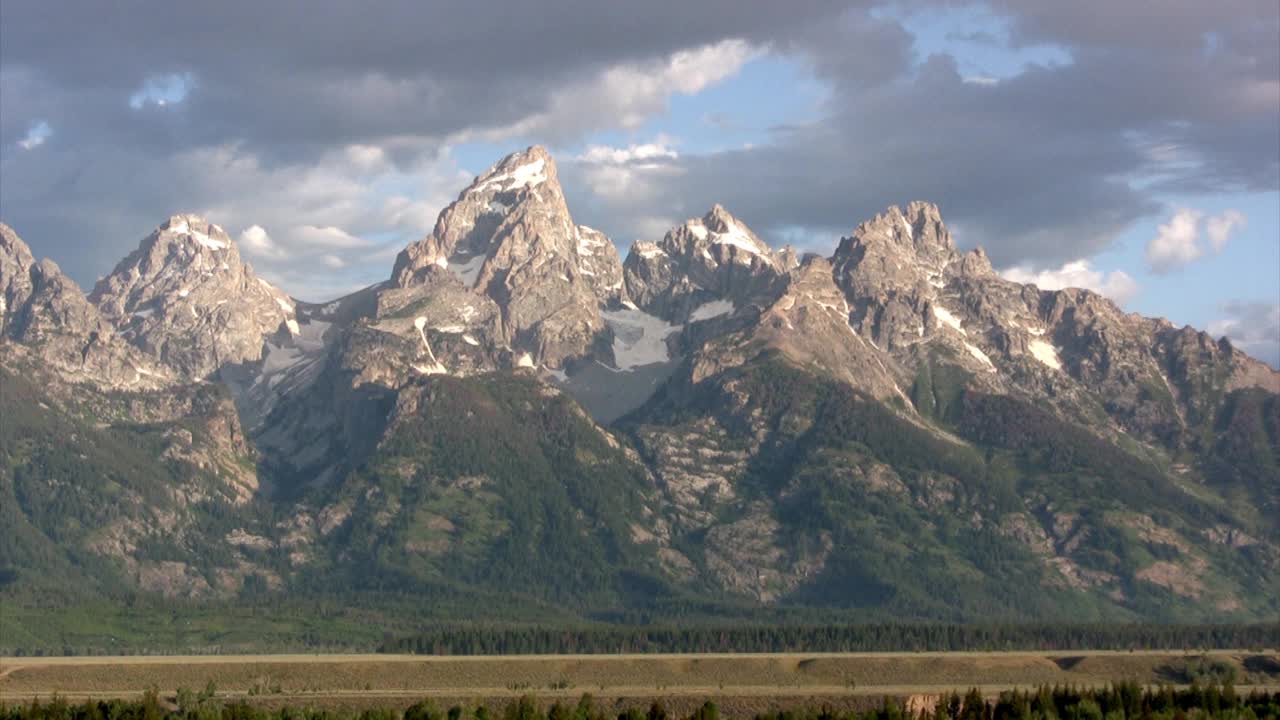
[550,39,755,133]
[567,138,686,214]
[1206,208,1246,252]
[237,224,286,259]
[462,39,757,144]
[1145,207,1245,272]
[293,225,369,250]
[1208,301,1280,368]
[1000,260,1140,305]
[1145,208,1205,273]
[577,140,679,165]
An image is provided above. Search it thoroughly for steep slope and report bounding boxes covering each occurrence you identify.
[622,352,1278,619]
[0,363,276,601]
[293,371,681,608]
[2,222,280,602]
[392,146,623,368]
[611,200,1279,619]
[90,214,297,379]
[1,223,169,388]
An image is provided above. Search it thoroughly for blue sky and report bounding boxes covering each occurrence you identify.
[2,1,1277,363]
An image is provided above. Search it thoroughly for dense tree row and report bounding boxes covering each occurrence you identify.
[6,683,1277,720]
[379,623,1280,655]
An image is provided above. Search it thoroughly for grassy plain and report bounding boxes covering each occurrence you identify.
[3,651,1279,715]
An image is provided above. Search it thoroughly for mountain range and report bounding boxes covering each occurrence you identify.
[2,146,1277,647]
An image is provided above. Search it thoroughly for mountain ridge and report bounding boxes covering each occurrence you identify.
[1,145,1277,642]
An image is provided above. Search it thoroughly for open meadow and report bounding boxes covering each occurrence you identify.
[3,651,1279,715]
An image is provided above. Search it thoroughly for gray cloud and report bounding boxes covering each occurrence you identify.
[567,2,1277,268]
[1209,301,1280,369]
[1,2,851,162]
[1,2,852,289]
[1,0,1275,297]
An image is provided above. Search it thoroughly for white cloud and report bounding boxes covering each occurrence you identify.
[1001,259,1140,305]
[1208,301,1280,368]
[237,224,287,259]
[319,254,347,269]
[577,141,679,165]
[461,39,757,144]
[571,138,686,204]
[594,39,755,130]
[344,144,390,174]
[1205,208,1245,252]
[1144,207,1244,273]
[1145,208,1203,273]
[18,121,52,150]
[294,224,369,249]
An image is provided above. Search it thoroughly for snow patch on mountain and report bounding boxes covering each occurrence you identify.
[965,341,997,372]
[636,243,666,259]
[576,226,607,256]
[168,218,228,251]
[473,157,547,194]
[1028,339,1063,370]
[932,305,966,335]
[689,299,734,322]
[712,218,769,259]
[602,307,681,370]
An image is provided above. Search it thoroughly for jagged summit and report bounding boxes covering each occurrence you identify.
[835,201,955,267]
[466,144,556,196]
[385,146,624,369]
[392,145,571,288]
[89,214,298,378]
[1,222,169,387]
[623,204,784,322]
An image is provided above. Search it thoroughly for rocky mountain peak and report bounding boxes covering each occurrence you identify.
[386,146,624,369]
[624,205,784,322]
[392,145,571,288]
[0,221,35,264]
[89,214,297,378]
[1,222,37,332]
[837,201,955,266]
[664,205,777,263]
[0,222,170,387]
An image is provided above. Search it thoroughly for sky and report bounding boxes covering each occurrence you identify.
[1,1,1277,365]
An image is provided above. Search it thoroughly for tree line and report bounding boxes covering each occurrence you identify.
[378,623,1280,655]
[6,683,1278,720]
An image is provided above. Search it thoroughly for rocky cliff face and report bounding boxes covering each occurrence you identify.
[820,201,1279,446]
[90,214,297,379]
[392,146,623,368]
[624,204,785,323]
[1,223,168,388]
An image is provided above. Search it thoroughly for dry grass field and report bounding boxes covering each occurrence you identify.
[3,651,1278,715]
